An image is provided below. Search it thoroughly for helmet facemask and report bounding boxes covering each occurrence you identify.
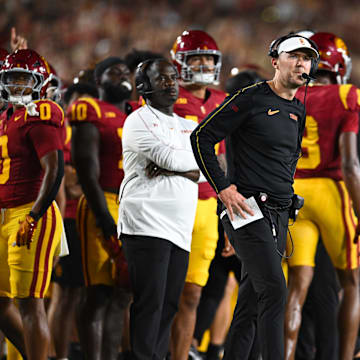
[175,50,222,86]
[0,69,44,105]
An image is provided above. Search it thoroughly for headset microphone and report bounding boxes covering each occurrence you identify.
[301,72,315,83]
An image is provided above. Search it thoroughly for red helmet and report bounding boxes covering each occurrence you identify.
[310,32,351,84]
[170,30,222,85]
[0,48,9,67]
[0,49,52,105]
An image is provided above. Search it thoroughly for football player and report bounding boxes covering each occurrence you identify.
[48,82,99,360]
[170,30,227,360]
[284,32,360,360]
[69,57,132,360]
[0,49,65,360]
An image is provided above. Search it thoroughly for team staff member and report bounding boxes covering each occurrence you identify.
[190,34,319,360]
[118,58,205,360]
[0,49,65,360]
[69,57,132,360]
[170,30,226,360]
[284,32,360,360]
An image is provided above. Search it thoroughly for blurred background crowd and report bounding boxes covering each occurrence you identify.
[2,0,360,88]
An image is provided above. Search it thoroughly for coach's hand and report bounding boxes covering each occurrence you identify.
[218,184,254,221]
[16,214,37,249]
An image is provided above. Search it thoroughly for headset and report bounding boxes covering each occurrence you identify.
[135,58,179,98]
[268,34,319,79]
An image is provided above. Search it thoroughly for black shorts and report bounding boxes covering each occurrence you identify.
[52,218,84,287]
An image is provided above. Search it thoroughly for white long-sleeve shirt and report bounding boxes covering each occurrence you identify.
[117,104,204,251]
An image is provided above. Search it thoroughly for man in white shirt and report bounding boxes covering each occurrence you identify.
[117,58,204,360]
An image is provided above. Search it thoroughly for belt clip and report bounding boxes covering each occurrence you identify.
[258,192,268,203]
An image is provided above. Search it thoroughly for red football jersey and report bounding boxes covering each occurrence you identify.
[0,100,64,208]
[174,86,226,199]
[295,84,359,180]
[61,123,78,219]
[68,97,126,190]
[63,122,72,164]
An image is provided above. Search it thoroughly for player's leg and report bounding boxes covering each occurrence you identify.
[284,178,327,360]
[193,222,234,349]
[102,287,132,360]
[171,198,218,360]
[336,268,359,360]
[77,194,117,360]
[206,274,237,360]
[284,218,318,360]
[48,217,84,359]
[17,298,49,360]
[101,193,131,360]
[48,283,83,359]
[0,211,27,359]
[301,240,339,360]
[320,180,360,360]
[9,202,62,360]
[0,298,26,359]
[171,282,202,360]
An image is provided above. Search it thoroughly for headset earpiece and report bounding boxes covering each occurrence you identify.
[135,60,154,96]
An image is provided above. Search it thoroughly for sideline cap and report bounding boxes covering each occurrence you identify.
[278,37,319,58]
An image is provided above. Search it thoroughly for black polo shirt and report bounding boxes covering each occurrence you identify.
[190,81,305,204]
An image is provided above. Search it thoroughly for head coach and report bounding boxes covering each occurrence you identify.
[190,34,319,360]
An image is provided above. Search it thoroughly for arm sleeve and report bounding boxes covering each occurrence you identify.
[190,92,250,194]
[341,111,359,134]
[125,109,199,172]
[27,124,63,159]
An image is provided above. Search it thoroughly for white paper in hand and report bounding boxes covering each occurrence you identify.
[220,196,264,230]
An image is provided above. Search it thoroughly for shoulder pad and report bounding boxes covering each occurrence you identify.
[68,97,102,123]
[23,100,64,128]
[338,84,360,112]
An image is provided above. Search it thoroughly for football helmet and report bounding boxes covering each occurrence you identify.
[0,49,52,105]
[0,48,9,67]
[310,32,352,84]
[171,30,222,85]
[46,63,62,102]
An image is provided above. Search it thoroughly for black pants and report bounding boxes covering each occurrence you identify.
[222,206,289,360]
[121,234,189,360]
